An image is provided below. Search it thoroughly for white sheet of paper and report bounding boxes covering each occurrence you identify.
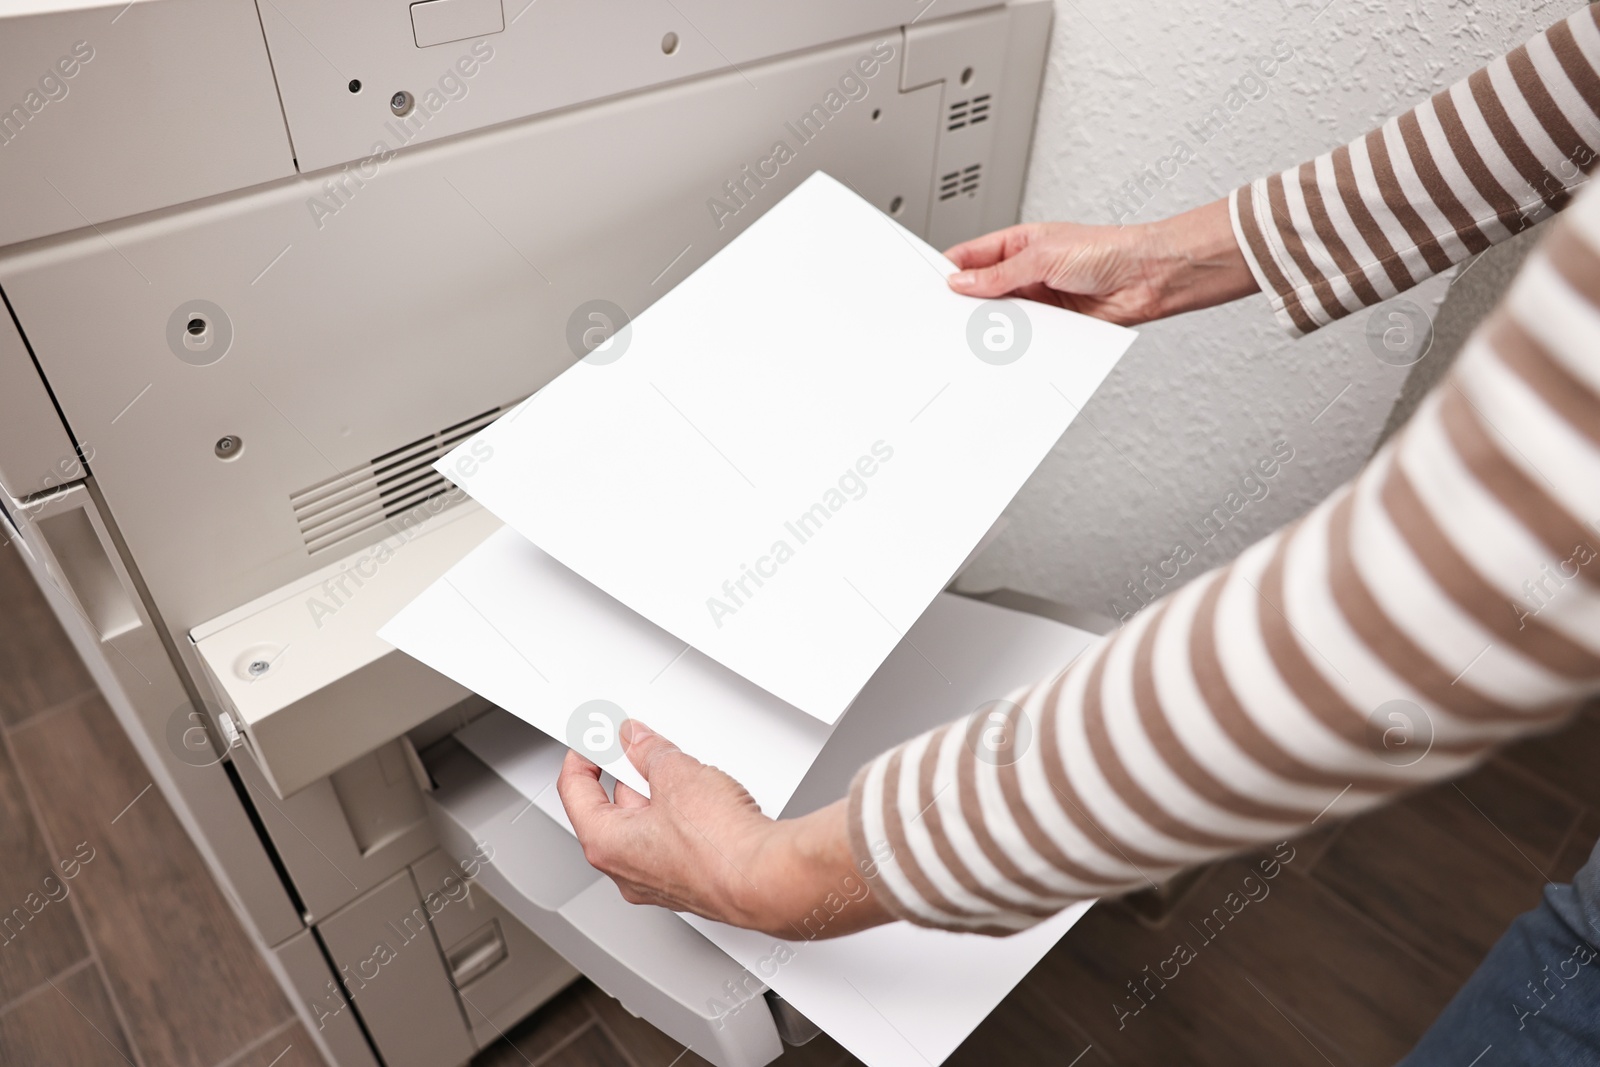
[440,171,1134,724]
[682,905,1092,1067]
[451,710,1094,1067]
[379,524,834,808]
[453,707,1091,1067]
[455,590,1102,1067]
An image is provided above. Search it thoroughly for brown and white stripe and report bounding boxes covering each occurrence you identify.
[1231,3,1600,335]
[849,129,1600,937]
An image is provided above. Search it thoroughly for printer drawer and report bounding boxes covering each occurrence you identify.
[189,503,501,798]
[421,737,786,1067]
[418,589,1111,1067]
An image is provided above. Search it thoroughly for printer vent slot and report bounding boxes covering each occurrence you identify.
[289,406,504,555]
[946,94,990,132]
[938,164,983,201]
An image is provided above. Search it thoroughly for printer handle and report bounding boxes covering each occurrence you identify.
[8,481,144,646]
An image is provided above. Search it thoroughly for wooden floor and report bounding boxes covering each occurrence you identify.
[2,535,1597,1067]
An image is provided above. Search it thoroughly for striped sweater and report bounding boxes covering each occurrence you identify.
[1234,3,1600,334]
[848,5,1600,934]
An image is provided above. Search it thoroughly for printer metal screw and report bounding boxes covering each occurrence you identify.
[214,435,242,460]
[247,659,270,677]
[390,90,413,116]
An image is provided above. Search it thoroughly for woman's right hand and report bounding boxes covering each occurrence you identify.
[944,197,1260,325]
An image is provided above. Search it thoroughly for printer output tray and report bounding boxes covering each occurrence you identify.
[421,591,1108,1067]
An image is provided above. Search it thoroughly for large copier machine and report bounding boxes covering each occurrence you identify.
[0,2,1083,1064]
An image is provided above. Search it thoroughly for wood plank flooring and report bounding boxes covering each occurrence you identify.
[3,537,1598,1067]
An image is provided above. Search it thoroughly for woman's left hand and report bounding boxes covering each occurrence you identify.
[557,719,891,939]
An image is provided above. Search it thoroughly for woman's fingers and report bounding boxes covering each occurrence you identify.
[557,749,615,841]
[612,780,650,809]
[555,721,888,935]
[620,719,690,785]
[947,243,1050,298]
[944,225,1026,271]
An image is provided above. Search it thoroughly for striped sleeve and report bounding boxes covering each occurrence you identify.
[1230,3,1600,336]
[849,181,1600,935]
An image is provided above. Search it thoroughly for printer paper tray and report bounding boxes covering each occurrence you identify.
[423,737,787,1067]
[422,591,1109,1067]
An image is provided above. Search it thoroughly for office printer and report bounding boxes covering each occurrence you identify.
[0,2,1094,1064]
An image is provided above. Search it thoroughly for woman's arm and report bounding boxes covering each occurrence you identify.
[557,723,889,939]
[563,185,1600,937]
[855,185,1600,933]
[939,198,1257,324]
[950,4,1600,334]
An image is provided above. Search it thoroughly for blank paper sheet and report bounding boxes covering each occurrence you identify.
[440,171,1134,723]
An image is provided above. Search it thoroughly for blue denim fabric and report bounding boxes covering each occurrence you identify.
[1400,834,1600,1066]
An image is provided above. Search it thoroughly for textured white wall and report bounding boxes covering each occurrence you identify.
[959,0,1582,622]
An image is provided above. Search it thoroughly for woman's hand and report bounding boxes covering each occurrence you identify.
[945,197,1258,324]
[557,720,892,940]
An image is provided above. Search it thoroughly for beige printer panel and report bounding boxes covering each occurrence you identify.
[0,2,1056,1065]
